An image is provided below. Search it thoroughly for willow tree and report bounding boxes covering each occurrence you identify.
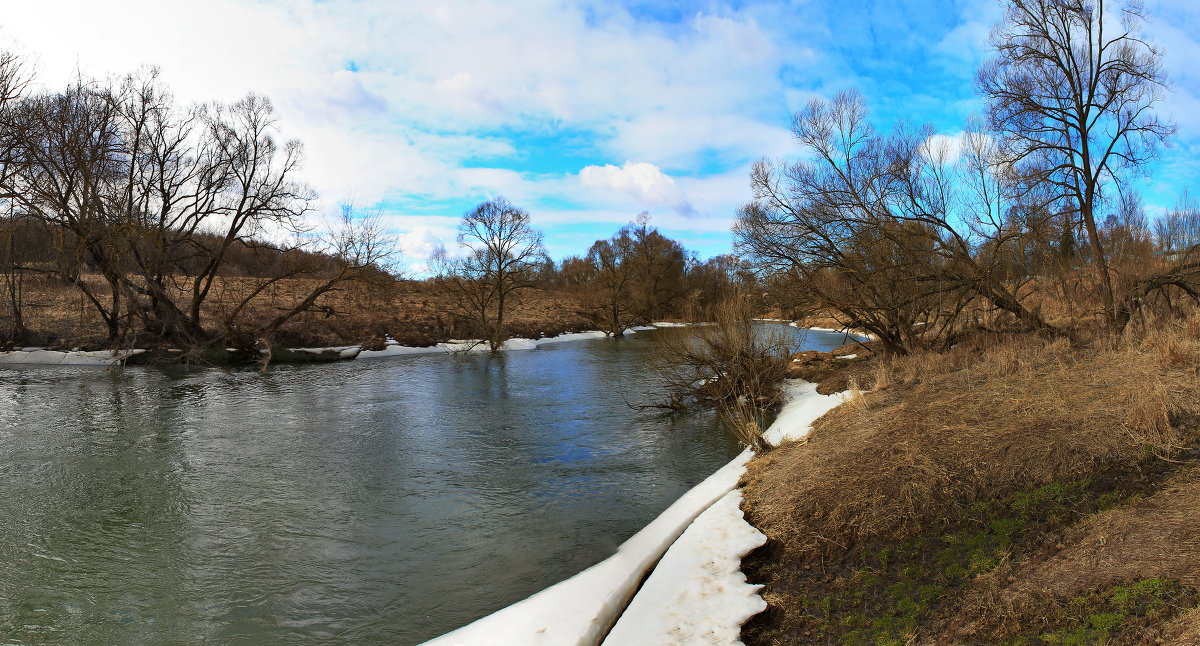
[735,91,1062,354]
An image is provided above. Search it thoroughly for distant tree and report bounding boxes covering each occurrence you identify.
[585,226,638,336]
[684,254,751,320]
[442,197,546,352]
[626,213,689,321]
[1154,190,1200,255]
[557,255,595,289]
[979,0,1175,325]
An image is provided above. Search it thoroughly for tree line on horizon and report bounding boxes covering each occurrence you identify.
[0,48,749,354]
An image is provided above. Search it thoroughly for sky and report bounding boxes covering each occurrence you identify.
[2,0,1200,273]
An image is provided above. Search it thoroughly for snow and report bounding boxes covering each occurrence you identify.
[835,353,858,360]
[423,380,849,646]
[0,348,145,366]
[601,489,767,646]
[357,342,447,358]
[534,331,610,344]
[651,321,715,328]
[761,379,850,447]
[799,325,848,333]
[420,449,754,646]
[359,330,641,359]
[287,346,362,359]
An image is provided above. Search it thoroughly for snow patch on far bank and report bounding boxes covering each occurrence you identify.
[420,449,754,646]
[359,327,656,359]
[761,379,850,446]
[601,489,767,646]
[0,348,145,367]
[533,331,609,344]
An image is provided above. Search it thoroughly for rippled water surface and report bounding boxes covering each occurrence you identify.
[0,325,852,645]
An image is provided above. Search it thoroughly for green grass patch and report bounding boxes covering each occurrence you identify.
[1011,578,1196,645]
[793,479,1125,645]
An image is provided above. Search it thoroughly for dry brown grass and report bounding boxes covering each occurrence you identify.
[744,317,1200,558]
[741,311,1200,644]
[4,274,594,349]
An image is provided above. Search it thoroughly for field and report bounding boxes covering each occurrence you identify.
[2,273,596,351]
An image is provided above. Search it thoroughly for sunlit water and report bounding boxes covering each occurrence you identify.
[0,325,852,645]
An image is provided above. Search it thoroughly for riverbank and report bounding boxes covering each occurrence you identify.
[740,322,1200,643]
[0,277,600,353]
[419,368,849,646]
[0,326,673,367]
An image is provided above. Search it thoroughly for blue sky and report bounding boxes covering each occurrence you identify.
[3,0,1200,272]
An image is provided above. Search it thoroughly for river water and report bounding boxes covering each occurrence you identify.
[0,325,853,645]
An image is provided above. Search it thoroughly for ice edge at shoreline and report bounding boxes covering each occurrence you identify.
[422,371,847,646]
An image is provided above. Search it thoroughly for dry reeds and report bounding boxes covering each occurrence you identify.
[651,293,794,448]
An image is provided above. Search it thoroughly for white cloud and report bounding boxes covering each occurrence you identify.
[579,162,693,213]
[398,226,450,260]
[922,132,968,162]
[0,0,796,213]
[607,114,794,171]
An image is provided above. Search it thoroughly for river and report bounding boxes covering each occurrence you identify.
[0,325,854,645]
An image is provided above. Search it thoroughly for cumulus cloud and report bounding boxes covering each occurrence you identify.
[920,131,993,164]
[579,162,693,214]
[398,227,449,260]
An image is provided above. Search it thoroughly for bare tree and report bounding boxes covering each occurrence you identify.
[0,51,31,341]
[442,197,546,352]
[979,0,1174,324]
[249,205,398,353]
[2,68,317,347]
[585,226,638,336]
[736,91,1060,354]
[6,75,131,342]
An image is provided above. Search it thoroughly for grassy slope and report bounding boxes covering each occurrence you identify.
[742,321,1200,645]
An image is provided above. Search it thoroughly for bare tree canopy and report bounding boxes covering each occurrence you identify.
[979,0,1175,321]
[0,63,398,352]
[440,197,546,352]
[736,90,1061,353]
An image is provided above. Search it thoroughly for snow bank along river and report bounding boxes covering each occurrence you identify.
[0,325,856,645]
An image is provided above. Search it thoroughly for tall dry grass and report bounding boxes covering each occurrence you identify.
[744,312,1200,557]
